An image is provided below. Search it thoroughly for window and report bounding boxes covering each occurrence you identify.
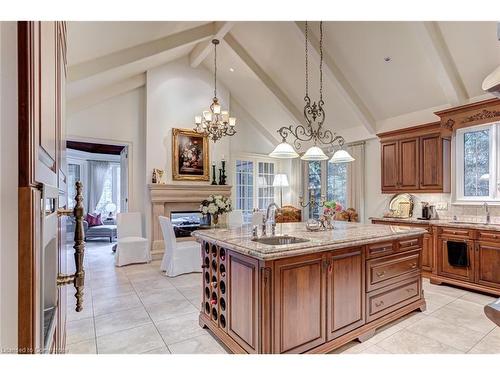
[68,163,81,209]
[95,163,121,215]
[235,158,276,223]
[303,160,348,219]
[456,122,499,202]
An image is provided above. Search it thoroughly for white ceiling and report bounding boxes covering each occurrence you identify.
[66,21,500,140]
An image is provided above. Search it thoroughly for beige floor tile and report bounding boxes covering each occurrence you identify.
[430,299,496,334]
[66,317,95,345]
[91,283,135,301]
[168,334,227,354]
[97,323,166,354]
[167,273,202,288]
[88,274,130,289]
[468,328,500,354]
[360,344,392,354]
[156,311,208,345]
[422,290,458,314]
[93,292,143,317]
[423,282,468,298]
[94,306,151,337]
[145,298,198,324]
[137,288,185,307]
[377,330,463,354]
[66,338,97,354]
[362,311,426,346]
[459,291,497,306]
[131,277,176,294]
[67,298,94,322]
[406,316,485,351]
[143,346,171,354]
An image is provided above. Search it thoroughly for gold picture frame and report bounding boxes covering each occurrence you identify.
[172,128,209,181]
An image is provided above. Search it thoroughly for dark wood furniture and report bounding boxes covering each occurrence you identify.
[378,122,451,194]
[198,234,426,354]
[18,21,69,354]
[372,219,500,296]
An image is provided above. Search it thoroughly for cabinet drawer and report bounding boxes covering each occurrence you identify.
[397,236,421,252]
[439,227,472,238]
[367,242,394,259]
[478,230,500,242]
[367,278,421,322]
[366,250,420,292]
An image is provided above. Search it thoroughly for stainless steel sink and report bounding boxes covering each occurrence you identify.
[251,235,310,245]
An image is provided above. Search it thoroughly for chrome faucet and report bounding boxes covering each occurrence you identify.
[264,203,280,236]
[484,202,491,224]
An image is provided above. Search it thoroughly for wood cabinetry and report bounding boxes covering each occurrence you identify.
[475,241,500,289]
[326,247,365,340]
[436,236,475,282]
[378,122,451,193]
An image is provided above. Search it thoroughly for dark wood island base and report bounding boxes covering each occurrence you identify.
[197,234,426,354]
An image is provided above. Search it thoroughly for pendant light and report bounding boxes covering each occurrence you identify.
[269,21,355,163]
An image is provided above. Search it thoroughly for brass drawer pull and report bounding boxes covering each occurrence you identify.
[375,300,384,308]
[409,262,417,269]
[406,288,415,293]
[376,271,385,278]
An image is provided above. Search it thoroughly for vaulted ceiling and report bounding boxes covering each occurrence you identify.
[66,21,500,141]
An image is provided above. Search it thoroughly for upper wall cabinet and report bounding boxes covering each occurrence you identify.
[378,122,451,194]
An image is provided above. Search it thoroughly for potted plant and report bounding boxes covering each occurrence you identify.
[200,194,232,227]
[321,200,343,229]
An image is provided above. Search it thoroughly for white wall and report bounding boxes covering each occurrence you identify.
[0,21,18,351]
[66,87,147,225]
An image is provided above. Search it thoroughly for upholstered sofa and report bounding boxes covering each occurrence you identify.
[67,217,117,242]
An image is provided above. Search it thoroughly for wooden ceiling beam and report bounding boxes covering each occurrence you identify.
[189,22,235,68]
[294,21,376,135]
[411,21,468,105]
[68,22,215,82]
[224,32,304,126]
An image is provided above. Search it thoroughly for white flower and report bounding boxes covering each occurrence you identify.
[208,196,214,202]
[202,206,208,214]
[208,203,217,214]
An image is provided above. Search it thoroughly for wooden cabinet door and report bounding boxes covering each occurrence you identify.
[399,137,419,190]
[422,232,433,272]
[227,251,259,353]
[326,247,364,340]
[381,141,399,191]
[419,134,442,190]
[436,237,474,282]
[273,253,326,353]
[475,242,500,289]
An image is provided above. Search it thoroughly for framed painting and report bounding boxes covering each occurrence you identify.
[172,128,209,181]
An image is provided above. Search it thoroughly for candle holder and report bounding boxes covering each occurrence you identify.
[219,160,227,185]
[211,164,218,185]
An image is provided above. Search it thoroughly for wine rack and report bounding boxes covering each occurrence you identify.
[201,241,228,332]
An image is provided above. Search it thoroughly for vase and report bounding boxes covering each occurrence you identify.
[211,213,219,227]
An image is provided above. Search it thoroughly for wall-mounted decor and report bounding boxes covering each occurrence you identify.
[172,128,209,181]
[152,168,165,184]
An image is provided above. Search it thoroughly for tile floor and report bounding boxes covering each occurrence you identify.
[66,241,499,354]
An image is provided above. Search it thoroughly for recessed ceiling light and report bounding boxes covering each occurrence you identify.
[229,67,235,72]
[384,57,392,62]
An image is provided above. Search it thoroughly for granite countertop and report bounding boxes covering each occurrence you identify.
[370,216,500,231]
[192,221,426,260]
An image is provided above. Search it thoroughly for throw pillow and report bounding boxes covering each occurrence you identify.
[86,213,103,227]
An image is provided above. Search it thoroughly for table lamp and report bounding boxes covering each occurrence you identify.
[105,202,117,218]
[272,174,289,207]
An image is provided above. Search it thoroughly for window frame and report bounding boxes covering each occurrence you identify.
[454,122,499,204]
[232,153,281,223]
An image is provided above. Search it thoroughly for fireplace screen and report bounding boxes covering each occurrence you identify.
[170,211,209,237]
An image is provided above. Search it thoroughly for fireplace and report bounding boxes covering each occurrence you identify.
[148,183,232,256]
[170,211,209,238]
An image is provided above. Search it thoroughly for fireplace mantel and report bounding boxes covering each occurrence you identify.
[148,184,232,254]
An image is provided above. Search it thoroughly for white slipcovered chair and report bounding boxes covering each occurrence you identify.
[115,212,150,267]
[227,210,244,228]
[159,216,201,277]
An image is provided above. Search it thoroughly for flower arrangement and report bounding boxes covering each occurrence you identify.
[200,194,232,226]
[323,200,343,216]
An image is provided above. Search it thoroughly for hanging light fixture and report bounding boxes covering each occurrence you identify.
[269,21,355,163]
[194,39,236,142]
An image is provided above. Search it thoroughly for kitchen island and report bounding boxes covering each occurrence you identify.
[192,222,427,354]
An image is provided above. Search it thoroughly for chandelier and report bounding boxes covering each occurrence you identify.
[194,39,236,142]
[269,22,355,163]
